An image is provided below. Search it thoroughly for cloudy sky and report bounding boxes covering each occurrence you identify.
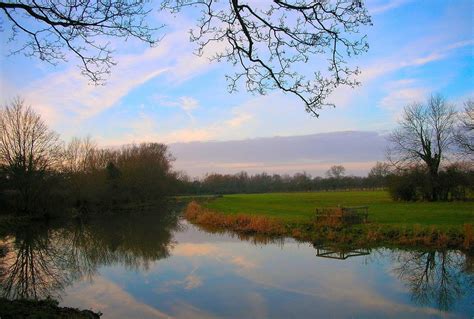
[1,0,473,177]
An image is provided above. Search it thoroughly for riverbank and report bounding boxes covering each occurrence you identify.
[0,298,101,318]
[184,191,474,252]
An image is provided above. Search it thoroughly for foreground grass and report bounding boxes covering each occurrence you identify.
[184,190,474,251]
[203,191,473,229]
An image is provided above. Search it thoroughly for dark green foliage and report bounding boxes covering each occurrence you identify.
[176,171,384,195]
[438,164,473,201]
[388,164,473,202]
[388,167,428,201]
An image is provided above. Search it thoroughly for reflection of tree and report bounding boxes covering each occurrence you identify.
[188,222,286,247]
[0,210,180,300]
[393,250,472,311]
[0,225,73,299]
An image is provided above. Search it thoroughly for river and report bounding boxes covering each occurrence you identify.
[0,212,472,318]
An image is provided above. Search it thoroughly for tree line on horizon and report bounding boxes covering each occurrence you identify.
[0,94,473,217]
[175,94,474,201]
[173,161,472,201]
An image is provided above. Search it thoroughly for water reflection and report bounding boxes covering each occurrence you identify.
[313,244,371,260]
[0,216,473,318]
[0,225,73,299]
[0,212,179,300]
[393,250,472,311]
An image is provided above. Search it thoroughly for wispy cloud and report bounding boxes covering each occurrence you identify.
[62,277,171,319]
[379,87,429,114]
[368,0,412,15]
[18,25,215,127]
[154,95,200,119]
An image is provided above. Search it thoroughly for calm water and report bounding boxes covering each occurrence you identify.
[0,213,473,318]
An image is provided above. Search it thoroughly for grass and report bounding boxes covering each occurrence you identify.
[203,190,474,229]
[182,190,474,251]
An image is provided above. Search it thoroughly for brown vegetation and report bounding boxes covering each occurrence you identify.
[185,201,285,236]
[184,201,474,252]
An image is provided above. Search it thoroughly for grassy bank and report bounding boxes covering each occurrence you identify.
[203,191,473,228]
[184,190,474,251]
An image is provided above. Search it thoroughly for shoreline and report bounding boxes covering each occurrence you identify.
[184,201,474,253]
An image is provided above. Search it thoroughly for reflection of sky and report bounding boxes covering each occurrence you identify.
[60,222,473,318]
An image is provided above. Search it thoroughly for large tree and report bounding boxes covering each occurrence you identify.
[388,94,457,201]
[0,0,371,115]
[454,99,473,157]
[0,97,63,212]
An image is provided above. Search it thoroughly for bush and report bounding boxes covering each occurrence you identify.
[388,164,473,201]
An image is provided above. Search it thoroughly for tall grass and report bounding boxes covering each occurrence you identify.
[185,201,285,236]
[184,201,474,252]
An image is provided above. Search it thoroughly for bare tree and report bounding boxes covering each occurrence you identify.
[0,0,159,83]
[388,94,457,201]
[326,165,345,179]
[63,136,97,174]
[0,97,63,212]
[368,161,391,188]
[454,99,474,157]
[1,0,372,114]
[368,161,391,178]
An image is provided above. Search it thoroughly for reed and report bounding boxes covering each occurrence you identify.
[185,201,285,236]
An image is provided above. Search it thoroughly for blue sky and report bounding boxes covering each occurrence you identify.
[0,0,473,176]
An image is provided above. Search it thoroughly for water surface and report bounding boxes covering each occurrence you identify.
[1,213,473,318]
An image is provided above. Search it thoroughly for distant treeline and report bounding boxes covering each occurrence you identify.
[1,98,473,217]
[174,162,474,201]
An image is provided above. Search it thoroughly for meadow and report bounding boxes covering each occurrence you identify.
[180,190,474,251]
[203,190,474,229]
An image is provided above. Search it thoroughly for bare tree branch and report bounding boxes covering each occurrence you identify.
[0,0,160,83]
[1,1,371,113]
[161,0,371,116]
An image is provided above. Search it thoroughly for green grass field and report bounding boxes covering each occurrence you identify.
[203,190,474,228]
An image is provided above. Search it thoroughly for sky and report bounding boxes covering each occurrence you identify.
[0,0,473,177]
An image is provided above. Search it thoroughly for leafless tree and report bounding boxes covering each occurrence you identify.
[367,161,391,188]
[454,99,473,157]
[0,0,159,83]
[1,0,372,114]
[0,97,63,212]
[326,164,345,179]
[368,161,391,178]
[63,136,97,174]
[387,94,457,201]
